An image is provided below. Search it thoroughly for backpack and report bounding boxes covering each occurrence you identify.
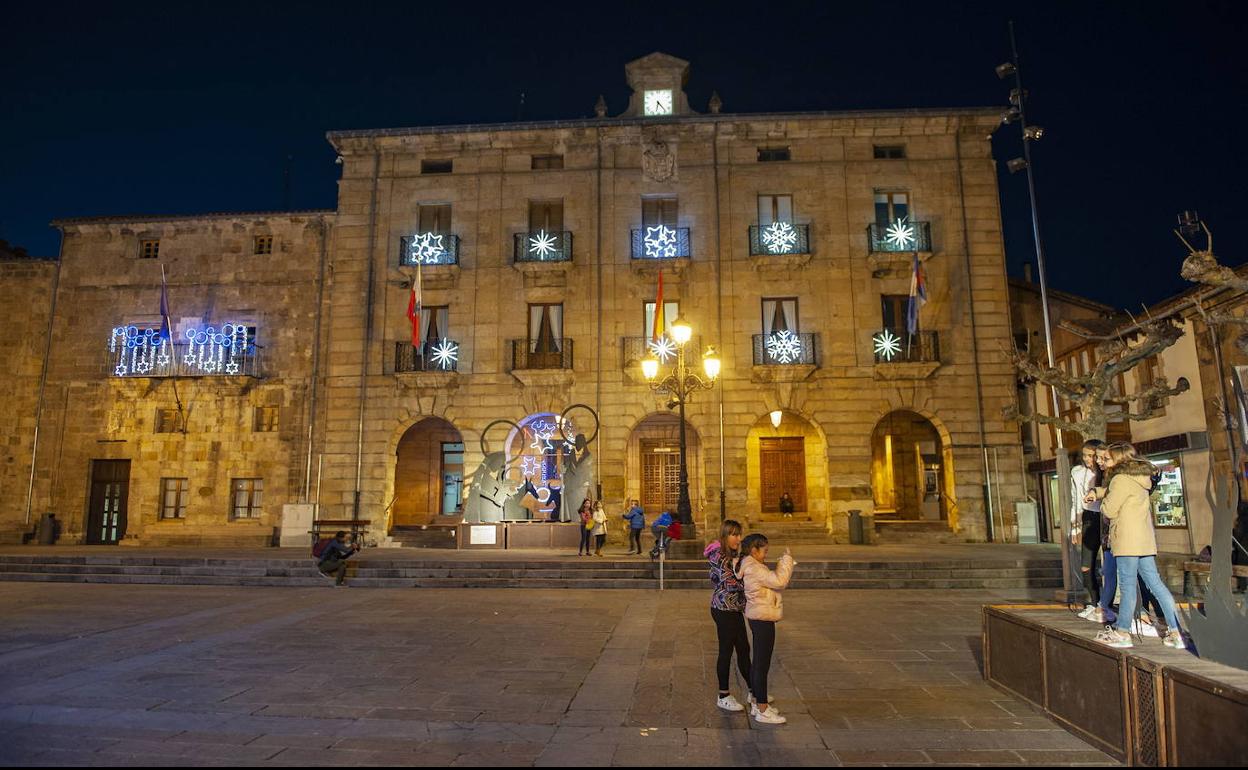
[312,538,333,559]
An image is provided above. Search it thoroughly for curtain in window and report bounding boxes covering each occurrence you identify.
[758,195,793,225]
[762,299,798,335]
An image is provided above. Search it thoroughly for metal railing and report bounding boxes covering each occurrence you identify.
[109,342,264,378]
[866,220,933,253]
[749,223,812,256]
[510,338,574,370]
[394,340,460,372]
[399,233,461,266]
[621,335,703,367]
[872,329,940,364]
[630,227,691,259]
[513,231,573,263]
[751,332,819,366]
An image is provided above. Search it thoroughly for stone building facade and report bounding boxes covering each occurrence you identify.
[3,53,1028,546]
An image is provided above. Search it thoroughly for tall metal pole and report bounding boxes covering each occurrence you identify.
[676,346,693,530]
[1009,21,1077,599]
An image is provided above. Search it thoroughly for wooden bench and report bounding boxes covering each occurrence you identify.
[309,519,371,546]
[1182,560,1248,599]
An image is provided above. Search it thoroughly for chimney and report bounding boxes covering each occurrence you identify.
[1022,262,1034,283]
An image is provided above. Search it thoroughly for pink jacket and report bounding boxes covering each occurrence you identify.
[733,553,796,621]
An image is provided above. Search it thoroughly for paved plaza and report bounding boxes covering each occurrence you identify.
[0,583,1116,766]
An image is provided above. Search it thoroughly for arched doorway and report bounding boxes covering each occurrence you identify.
[393,417,465,528]
[746,411,829,519]
[870,410,951,523]
[626,413,702,518]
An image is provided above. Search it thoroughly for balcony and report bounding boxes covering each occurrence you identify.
[109,325,262,379]
[872,329,941,380]
[630,226,691,260]
[621,335,702,384]
[400,232,460,266]
[510,339,574,371]
[513,231,573,263]
[750,331,818,383]
[749,223,811,256]
[866,220,933,254]
[395,340,460,373]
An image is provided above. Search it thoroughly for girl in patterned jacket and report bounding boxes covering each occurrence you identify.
[704,519,751,712]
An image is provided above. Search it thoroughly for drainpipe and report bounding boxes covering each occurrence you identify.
[24,237,63,526]
[304,216,329,501]
[712,121,727,523]
[354,148,381,523]
[595,128,603,501]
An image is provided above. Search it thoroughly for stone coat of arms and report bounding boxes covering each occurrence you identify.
[642,139,677,182]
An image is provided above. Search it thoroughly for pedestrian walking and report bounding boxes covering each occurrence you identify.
[705,519,752,712]
[734,533,795,724]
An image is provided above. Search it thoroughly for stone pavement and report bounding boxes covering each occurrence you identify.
[0,584,1117,766]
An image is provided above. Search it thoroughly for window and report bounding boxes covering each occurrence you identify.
[757,195,794,226]
[139,239,160,259]
[642,197,678,228]
[643,300,680,337]
[253,235,273,255]
[874,192,910,225]
[1136,356,1168,417]
[873,145,907,159]
[757,147,791,162]
[528,303,564,354]
[531,154,564,170]
[881,294,911,335]
[418,204,452,234]
[254,406,279,432]
[160,477,189,519]
[762,298,799,335]
[416,305,450,349]
[231,478,263,519]
[1149,455,1188,528]
[528,200,564,231]
[421,159,453,174]
[156,408,184,433]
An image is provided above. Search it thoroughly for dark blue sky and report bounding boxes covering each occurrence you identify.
[2,1,1243,308]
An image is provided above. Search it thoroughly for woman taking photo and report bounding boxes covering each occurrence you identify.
[735,533,796,725]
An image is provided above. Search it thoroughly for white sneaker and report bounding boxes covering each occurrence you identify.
[1077,604,1097,620]
[747,693,778,710]
[1094,626,1134,648]
[752,704,786,724]
[716,694,745,712]
[1132,618,1161,638]
[1163,629,1186,650]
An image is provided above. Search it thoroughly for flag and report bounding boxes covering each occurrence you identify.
[406,264,422,347]
[158,264,173,342]
[906,253,927,336]
[651,268,665,342]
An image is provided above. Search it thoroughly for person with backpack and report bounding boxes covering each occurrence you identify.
[650,511,675,559]
[705,519,752,713]
[734,533,795,725]
[623,499,646,555]
[314,530,359,587]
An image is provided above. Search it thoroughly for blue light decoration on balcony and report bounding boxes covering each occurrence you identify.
[643,225,679,258]
[409,232,447,264]
[109,325,171,377]
[110,322,253,377]
[182,323,251,374]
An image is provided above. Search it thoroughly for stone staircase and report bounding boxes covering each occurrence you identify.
[384,525,459,549]
[746,516,835,544]
[0,552,1062,590]
[873,519,966,544]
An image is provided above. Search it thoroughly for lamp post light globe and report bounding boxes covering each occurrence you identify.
[641,354,660,382]
[702,346,721,381]
[670,316,693,346]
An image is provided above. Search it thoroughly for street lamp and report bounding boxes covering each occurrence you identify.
[641,316,719,534]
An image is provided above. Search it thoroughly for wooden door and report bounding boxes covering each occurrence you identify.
[641,440,681,516]
[87,460,130,545]
[760,437,806,513]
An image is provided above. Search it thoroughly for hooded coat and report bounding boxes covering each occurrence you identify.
[733,553,796,622]
[1101,459,1158,557]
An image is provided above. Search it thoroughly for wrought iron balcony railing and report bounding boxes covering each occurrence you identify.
[511,338,574,370]
[110,342,263,378]
[872,329,940,364]
[621,335,703,368]
[866,220,933,253]
[749,223,811,256]
[630,226,691,259]
[751,332,819,366]
[395,340,460,372]
[514,231,573,263]
[399,232,460,266]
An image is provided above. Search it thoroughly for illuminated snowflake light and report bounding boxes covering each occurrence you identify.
[765,330,804,364]
[528,230,558,259]
[429,338,459,370]
[885,218,916,250]
[643,225,678,259]
[409,232,447,264]
[647,335,678,362]
[761,222,799,254]
[873,329,903,361]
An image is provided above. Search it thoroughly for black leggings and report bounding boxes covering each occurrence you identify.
[629,529,642,552]
[748,619,776,705]
[594,534,606,553]
[579,527,592,554]
[711,608,752,694]
[1080,510,1101,604]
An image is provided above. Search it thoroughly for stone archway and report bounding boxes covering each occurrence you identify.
[393,417,464,529]
[870,410,954,525]
[625,412,703,518]
[746,410,829,520]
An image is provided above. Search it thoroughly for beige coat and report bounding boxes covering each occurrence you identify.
[734,553,796,622]
[1101,460,1158,557]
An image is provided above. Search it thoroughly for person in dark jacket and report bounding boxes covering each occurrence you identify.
[779,492,795,518]
[317,531,359,587]
[623,499,646,554]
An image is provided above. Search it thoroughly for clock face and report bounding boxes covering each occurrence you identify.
[644,89,673,116]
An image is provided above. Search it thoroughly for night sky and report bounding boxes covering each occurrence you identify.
[3,1,1243,309]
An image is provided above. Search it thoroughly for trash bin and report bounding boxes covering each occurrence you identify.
[848,509,864,545]
[37,513,57,545]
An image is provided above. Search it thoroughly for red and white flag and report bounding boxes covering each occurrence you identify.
[406,264,422,346]
[651,268,665,342]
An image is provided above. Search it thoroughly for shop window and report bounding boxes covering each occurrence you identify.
[1150,456,1188,528]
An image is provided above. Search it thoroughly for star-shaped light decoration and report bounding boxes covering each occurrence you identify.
[429,338,459,370]
[765,330,804,364]
[643,225,678,259]
[647,335,678,362]
[873,329,903,361]
[884,217,916,251]
[528,230,559,260]
[410,232,447,264]
[761,222,799,254]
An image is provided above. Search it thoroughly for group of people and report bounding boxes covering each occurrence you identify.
[575,499,680,558]
[1070,439,1186,649]
[704,520,796,724]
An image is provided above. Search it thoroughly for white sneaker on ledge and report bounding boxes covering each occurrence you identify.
[716,694,745,712]
[1077,604,1097,620]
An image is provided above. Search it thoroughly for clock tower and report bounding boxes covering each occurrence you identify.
[619,52,695,118]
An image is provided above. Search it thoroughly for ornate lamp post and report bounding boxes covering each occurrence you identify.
[641,316,720,534]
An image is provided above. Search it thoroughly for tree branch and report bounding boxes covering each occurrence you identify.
[1012,350,1096,395]
[1002,403,1085,436]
